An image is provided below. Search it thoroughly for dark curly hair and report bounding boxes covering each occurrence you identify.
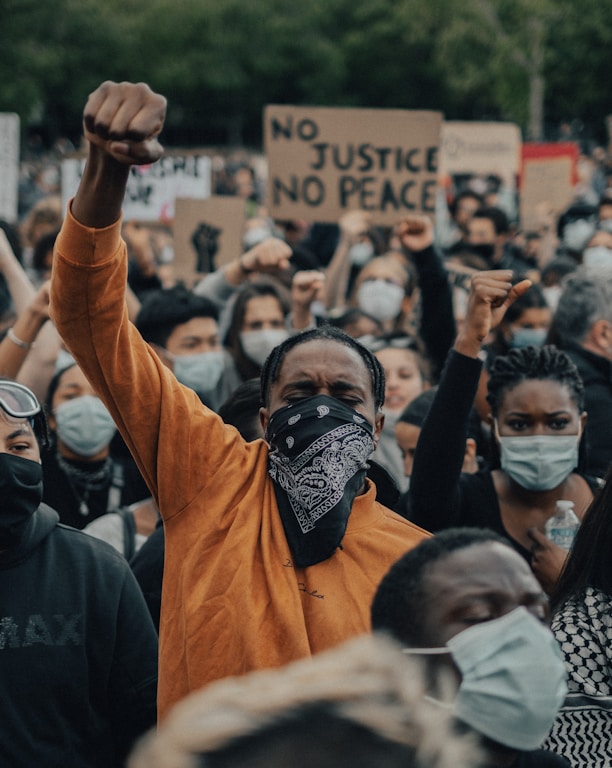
[486,345,584,417]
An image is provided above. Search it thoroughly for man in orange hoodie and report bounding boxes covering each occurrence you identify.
[50,81,429,718]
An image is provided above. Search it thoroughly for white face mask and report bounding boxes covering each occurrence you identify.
[582,245,612,274]
[54,349,76,375]
[357,279,405,323]
[498,433,580,491]
[542,286,562,312]
[240,328,289,367]
[404,607,567,750]
[171,349,225,394]
[563,218,596,252]
[54,395,117,457]
[243,226,273,250]
[348,241,375,267]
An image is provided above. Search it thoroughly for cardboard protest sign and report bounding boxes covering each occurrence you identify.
[520,143,578,231]
[62,153,212,222]
[440,121,522,186]
[173,196,246,286]
[0,113,20,223]
[264,105,442,225]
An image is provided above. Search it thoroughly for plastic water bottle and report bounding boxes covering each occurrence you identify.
[545,500,580,550]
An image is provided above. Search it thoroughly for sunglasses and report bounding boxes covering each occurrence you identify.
[0,381,41,420]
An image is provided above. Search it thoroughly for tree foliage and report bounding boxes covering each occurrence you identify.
[2,0,612,149]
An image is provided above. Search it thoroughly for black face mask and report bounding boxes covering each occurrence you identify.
[466,243,495,263]
[0,454,43,549]
[266,395,375,568]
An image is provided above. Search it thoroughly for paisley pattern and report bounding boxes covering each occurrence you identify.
[265,394,374,567]
[269,421,373,533]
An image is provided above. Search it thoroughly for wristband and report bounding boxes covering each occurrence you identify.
[6,327,34,350]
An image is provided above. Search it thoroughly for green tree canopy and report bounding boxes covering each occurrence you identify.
[2,0,612,149]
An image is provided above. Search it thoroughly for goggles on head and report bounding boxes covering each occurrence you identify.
[0,380,41,420]
[360,334,420,354]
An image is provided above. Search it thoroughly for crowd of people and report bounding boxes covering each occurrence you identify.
[0,79,610,766]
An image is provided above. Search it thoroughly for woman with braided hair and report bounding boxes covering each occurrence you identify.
[409,270,599,592]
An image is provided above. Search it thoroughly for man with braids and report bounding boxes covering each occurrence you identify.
[49,81,429,718]
[408,270,599,593]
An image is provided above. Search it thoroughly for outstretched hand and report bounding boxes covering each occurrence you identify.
[455,270,532,358]
[83,81,167,166]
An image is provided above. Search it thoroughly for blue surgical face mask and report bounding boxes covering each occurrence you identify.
[509,327,548,349]
[498,432,580,491]
[357,279,405,323]
[54,395,117,457]
[172,349,225,394]
[404,607,567,750]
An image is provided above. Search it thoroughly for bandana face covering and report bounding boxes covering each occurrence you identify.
[266,395,375,567]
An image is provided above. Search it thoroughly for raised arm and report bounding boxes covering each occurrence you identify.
[323,210,371,310]
[72,81,167,228]
[396,215,456,383]
[0,234,63,400]
[409,271,532,531]
[0,229,37,313]
[51,82,261,522]
[290,270,325,330]
[194,236,292,310]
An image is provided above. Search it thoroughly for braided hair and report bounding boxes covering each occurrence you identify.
[487,344,584,417]
[260,326,386,410]
[486,345,586,470]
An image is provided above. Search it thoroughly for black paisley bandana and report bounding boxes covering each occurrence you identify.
[265,394,375,567]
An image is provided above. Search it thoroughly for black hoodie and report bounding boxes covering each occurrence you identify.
[0,504,158,767]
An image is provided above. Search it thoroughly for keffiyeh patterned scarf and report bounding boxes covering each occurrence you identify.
[266,395,375,567]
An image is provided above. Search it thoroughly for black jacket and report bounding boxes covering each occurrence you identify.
[564,344,612,479]
[0,504,158,767]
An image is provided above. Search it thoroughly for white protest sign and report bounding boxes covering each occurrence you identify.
[520,157,574,232]
[0,113,20,223]
[440,121,522,186]
[62,153,212,221]
[264,105,442,225]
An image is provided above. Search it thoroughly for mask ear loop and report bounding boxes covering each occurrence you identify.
[402,647,451,655]
[492,418,501,442]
